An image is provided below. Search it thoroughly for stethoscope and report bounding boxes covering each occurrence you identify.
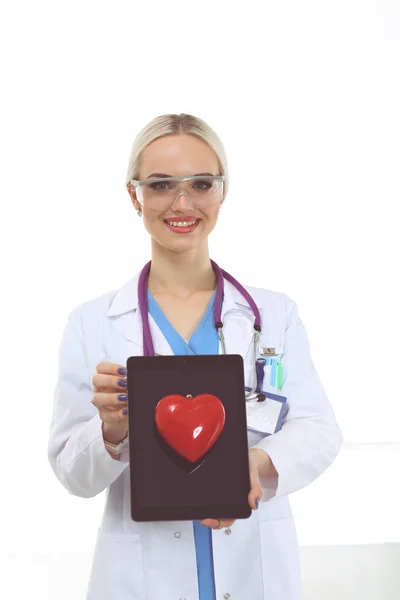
[138,260,263,401]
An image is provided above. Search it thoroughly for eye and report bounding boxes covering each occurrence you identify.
[149,181,172,192]
[192,179,213,192]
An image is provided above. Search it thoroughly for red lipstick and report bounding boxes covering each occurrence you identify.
[163,216,201,235]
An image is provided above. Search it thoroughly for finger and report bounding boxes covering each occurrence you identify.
[248,482,263,510]
[218,519,235,528]
[200,518,219,529]
[92,386,119,394]
[92,392,128,410]
[200,518,235,529]
[248,453,263,510]
[99,407,128,427]
[92,373,128,392]
[93,362,128,391]
[96,362,127,375]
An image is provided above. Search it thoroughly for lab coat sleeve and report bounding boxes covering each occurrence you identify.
[48,306,129,498]
[253,295,343,499]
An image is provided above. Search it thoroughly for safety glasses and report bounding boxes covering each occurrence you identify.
[130,175,225,209]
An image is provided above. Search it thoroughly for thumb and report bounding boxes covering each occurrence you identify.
[248,482,263,510]
[248,449,263,510]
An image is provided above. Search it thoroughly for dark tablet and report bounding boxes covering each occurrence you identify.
[126,354,251,522]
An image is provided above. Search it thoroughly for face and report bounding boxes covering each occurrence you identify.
[127,134,223,254]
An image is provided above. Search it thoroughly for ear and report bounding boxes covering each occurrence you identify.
[127,183,141,211]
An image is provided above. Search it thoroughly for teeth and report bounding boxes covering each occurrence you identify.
[167,220,197,227]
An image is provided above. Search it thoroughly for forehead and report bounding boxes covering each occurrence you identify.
[140,134,220,177]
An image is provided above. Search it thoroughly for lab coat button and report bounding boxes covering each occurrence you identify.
[174,532,182,538]
[224,528,231,535]
[224,594,231,599]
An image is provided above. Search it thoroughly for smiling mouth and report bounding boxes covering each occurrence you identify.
[164,219,199,227]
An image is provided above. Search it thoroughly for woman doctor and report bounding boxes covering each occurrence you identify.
[48,113,343,600]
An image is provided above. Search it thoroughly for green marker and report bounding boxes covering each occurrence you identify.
[277,361,282,390]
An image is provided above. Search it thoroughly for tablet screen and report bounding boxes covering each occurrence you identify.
[127,354,251,522]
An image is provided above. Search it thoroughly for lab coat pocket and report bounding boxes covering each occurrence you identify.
[246,393,287,436]
[87,531,145,600]
[259,517,303,600]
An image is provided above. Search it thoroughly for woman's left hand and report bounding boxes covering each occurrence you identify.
[200,448,266,530]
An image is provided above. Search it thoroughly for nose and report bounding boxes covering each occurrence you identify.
[170,191,194,210]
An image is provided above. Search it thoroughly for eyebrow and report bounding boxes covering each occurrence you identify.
[145,172,215,179]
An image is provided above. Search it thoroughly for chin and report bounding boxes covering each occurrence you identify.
[153,231,207,253]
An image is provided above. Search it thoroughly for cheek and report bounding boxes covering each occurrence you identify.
[203,206,220,227]
[142,207,161,224]
[141,211,161,238]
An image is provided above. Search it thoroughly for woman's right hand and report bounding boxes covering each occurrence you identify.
[91,362,129,443]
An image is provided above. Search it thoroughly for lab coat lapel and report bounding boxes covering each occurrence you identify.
[125,311,174,357]
[126,309,174,356]
[106,273,174,357]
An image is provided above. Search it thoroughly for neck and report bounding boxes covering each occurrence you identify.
[148,240,216,297]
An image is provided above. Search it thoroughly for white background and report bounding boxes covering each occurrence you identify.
[1,0,399,597]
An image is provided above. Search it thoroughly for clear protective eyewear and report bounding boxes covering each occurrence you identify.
[130,175,225,209]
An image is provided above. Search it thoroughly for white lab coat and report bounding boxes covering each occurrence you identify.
[48,271,343,600]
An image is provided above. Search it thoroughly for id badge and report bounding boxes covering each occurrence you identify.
[245,387,287,435]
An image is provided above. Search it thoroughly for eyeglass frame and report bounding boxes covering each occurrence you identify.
[129,175,226,214]
[130,174,226,187]
[129,174,225,204]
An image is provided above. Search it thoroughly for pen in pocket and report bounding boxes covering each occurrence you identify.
[264,359,272,388]
[277,361,282,390]
[256,358,266,393]
[270,359,277,387]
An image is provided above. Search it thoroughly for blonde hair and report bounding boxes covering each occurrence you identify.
[125,113,229,198]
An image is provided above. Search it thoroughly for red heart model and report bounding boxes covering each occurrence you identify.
[155,393,226,463]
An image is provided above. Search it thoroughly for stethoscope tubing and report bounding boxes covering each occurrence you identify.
[137,260,262,400]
